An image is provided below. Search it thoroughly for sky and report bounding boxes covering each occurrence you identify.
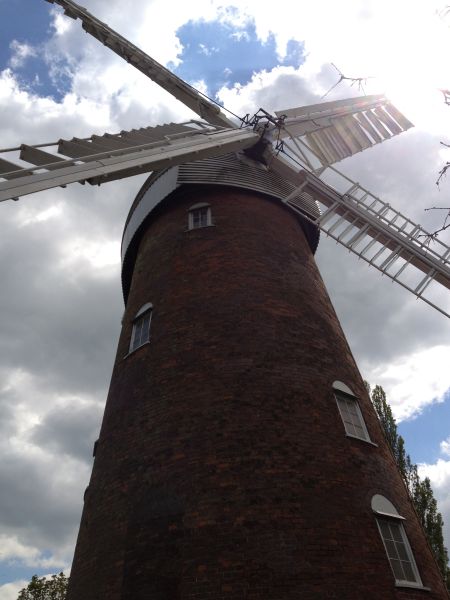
[1,0,450,597]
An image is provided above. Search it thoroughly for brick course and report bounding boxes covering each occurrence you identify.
[67,185,449,599]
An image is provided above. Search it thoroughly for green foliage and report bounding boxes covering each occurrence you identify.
[17,572,68,600]
[370,385,450,589]
[371,385,399,454]
[414,477,450,579]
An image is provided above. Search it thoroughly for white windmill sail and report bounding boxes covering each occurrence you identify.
[0,122,259,202]
[275,95,413,169]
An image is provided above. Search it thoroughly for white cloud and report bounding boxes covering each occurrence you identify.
[440,437,450,458]
[367,346,450,421]
[198,43,218,56]
[9,40,37,69]
[58,237,121,271]
[0,535,67,569]
[0,69,112,146]
[419,458,450,489]
[0,580,29,600]
[230,30,251,43]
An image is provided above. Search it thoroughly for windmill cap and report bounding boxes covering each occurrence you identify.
[121,153,320,303]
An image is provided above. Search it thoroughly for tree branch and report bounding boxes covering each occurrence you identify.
[420,207,450,243]
[322,63,373,99]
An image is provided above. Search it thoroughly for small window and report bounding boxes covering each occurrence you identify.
[129,303,152,353]
[188,202,211,229]
[372,495,423,587]
[333,381,371,442]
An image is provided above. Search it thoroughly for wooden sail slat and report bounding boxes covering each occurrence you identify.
[384,103,414,131]
[319,128,349,160]
[365,111,392,139]
[20,145,66,170]
[304,133,329,164]
[353,113,384,143]
[0,158,30,179]
[324,125,354,158]
[341,116,372,150]
[373,107,403,135]
[332,118,363,154]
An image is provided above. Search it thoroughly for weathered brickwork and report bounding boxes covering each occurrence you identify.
[68,185,449,599]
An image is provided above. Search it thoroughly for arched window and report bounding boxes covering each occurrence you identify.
[129,303,152,353]
[188,202,212,230]
[372,495,423,587]
[333,381,371,442]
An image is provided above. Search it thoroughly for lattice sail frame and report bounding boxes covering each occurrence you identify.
[275,144,450,318]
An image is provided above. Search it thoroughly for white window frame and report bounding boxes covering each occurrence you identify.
[334,389,371,443]
[372,495,423,588]
[188,202,212,230]
[129,303,152,353]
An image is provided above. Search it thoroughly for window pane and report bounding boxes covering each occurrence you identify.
[336,394,369,441]
[384,539,398,559]
[130,310,151,352]
[401,561,416,582]
[131,322,141,351]
[345,420,356,436]
[353,424,365,438]
[140,314,151,344]
[395,541,409,561]
[377,518,420,585]
[348,402,358,416]
[390,559,405,581]
[190,207,210,229]
[378,521,391,539]
[390,523,403,543]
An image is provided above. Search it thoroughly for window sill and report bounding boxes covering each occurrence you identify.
[395,582,431,592]
[345,433,378,447]
[123,340,151,360]
[185,224,216,232]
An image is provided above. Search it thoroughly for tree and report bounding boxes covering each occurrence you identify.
[414,477,450,584]
[371,385,399,458]
[370,384,450,588]
[17,572,68,600]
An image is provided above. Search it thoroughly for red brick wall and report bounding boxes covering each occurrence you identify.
[68,186,448,599]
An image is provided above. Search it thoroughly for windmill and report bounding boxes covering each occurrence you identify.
[2,1,450,598]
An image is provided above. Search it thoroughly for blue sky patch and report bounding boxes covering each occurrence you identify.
[398,389,450,464]
[7,51,72,102]
[0,557,63,586]
[0,1,70,101]
[0,0,51,65]
[2,5,306,105]
[171,18,305,99]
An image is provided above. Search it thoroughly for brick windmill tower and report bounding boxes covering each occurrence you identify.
[2,1,450,598]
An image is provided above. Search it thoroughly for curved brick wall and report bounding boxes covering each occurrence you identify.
[68,186,448,600]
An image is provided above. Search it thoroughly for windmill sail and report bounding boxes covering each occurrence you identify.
[45,0,234,128]
[0,122,259,202]
[268,152,450,317]
[4,0,447,318]
[276,95,413,168]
